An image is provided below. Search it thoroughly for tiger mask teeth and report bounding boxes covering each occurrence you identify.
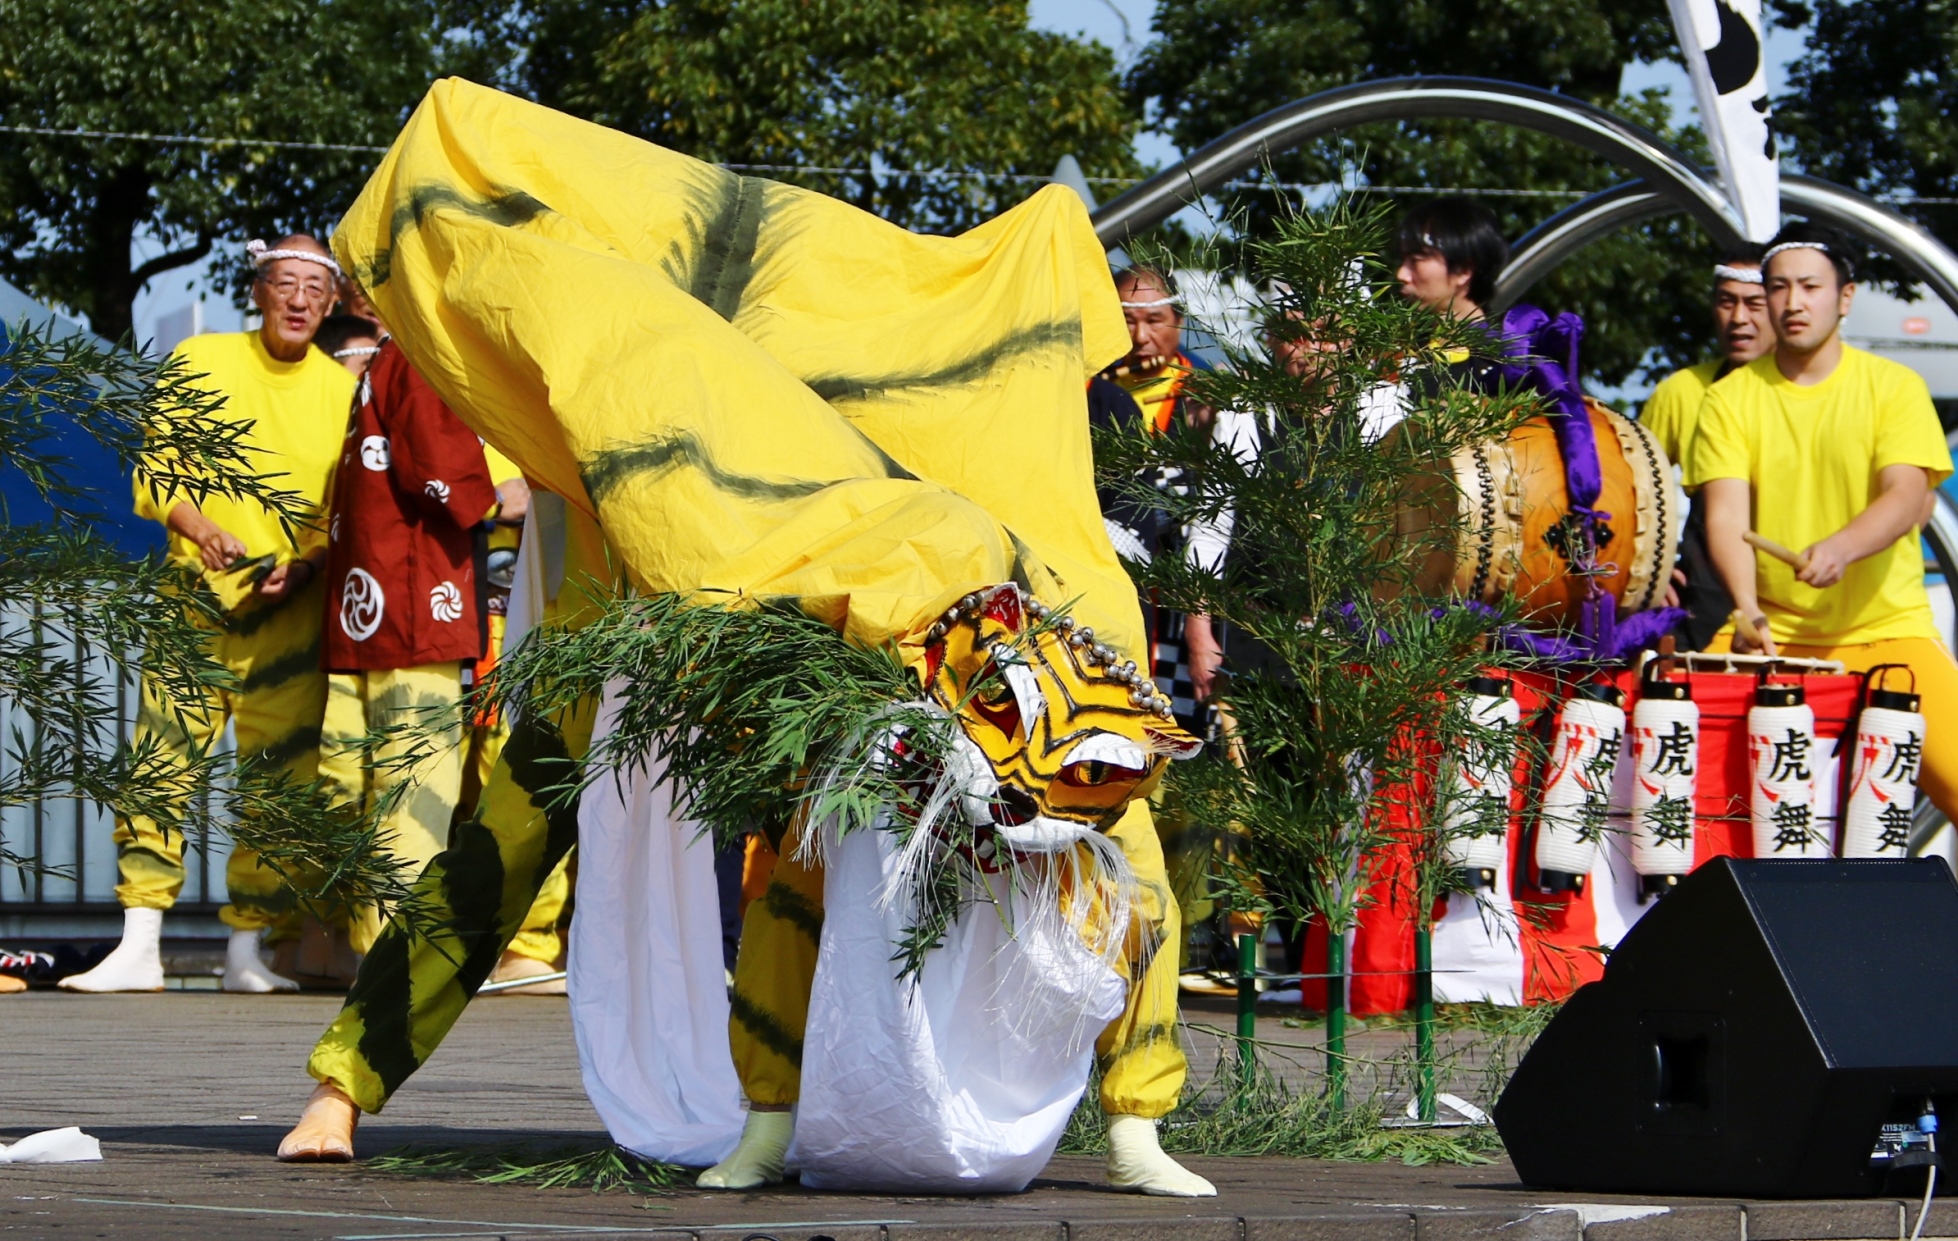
[922,584,1201,829]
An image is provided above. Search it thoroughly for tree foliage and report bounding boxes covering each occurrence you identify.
[1126,0,1721,385]
[462,0,1142,232]
[1775,0,1958,248]
[0,0,1141,336]
[0,0,442,344]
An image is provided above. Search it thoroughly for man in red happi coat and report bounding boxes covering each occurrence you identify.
[318,336,500,957]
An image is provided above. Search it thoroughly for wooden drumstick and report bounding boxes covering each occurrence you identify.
[1744,530,1811,570]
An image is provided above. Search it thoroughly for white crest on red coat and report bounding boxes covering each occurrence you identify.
[360,436,391,471]
[429,581,464,623]
[340,568,384,641]
[425,479,451,502]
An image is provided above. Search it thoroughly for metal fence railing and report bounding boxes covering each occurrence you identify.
[0,608,235,920]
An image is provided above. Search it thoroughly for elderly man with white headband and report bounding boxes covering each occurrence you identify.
[1689,222,1958,837]
[1640,244,1773,649]
[64,235,356,993]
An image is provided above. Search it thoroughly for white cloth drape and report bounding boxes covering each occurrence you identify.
[569,686,746,1167]
[787,824,1127,1193]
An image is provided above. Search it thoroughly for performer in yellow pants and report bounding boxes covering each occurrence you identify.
[64,236,354,995]
[1693,223,1958,827]
[112,582,330,934]
[316,662,469,954]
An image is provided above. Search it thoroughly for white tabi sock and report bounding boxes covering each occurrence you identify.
[697,1110,793,1189]
[58,908,166,993]
[222,928,299,993]
[1106,1113,1217,1197]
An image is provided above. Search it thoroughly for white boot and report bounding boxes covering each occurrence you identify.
[1106,1114,1217,1197]
[697,1109,793,1189]
[59,908,166,992]
[222,928,299,993]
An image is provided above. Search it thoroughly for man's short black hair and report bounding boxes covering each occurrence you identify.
[1718,242,1766,268]
[1398,197,1509,307]
[314,313,379,357]
[1763,221,1857,286]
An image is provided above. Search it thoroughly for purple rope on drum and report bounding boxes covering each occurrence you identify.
[1493,305,1683,664]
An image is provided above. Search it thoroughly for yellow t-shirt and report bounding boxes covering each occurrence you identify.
[1640,359,1722,468]
[134,330,356,571]
[1686,346,1953,645]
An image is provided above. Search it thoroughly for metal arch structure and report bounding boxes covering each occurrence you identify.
[1090,76,1746,250]
[1495,175,1958,317]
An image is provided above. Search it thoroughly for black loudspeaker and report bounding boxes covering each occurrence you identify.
[1495,857,1958,1197]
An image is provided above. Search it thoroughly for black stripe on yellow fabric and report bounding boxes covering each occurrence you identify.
[836,423,921,482]
[224,600,297,639]
[1004,530,1044,596]
[238,637,323,694]
[253,723,324,771]
[761,880,824,941]
[360,183,553,289]
[728,989,803,1068]
[348,919,420,1097]
[580,430,861,507]
[677,174,770,322]
[443,819,513,995]
[803,320,1079,404]
[1098,1018,1179,1066]
[339,714,586,1108]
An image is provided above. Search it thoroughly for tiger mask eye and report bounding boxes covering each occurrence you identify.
[921,584,1199,831]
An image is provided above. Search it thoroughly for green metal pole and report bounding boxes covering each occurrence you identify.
[1326,931,1347,1111]
[1415,924,1436,1122]
[1236,931,1257,1090]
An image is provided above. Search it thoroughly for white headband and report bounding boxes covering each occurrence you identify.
[247,238,342,278]
[331,345,382,360]
[1714,263,1763,285]
[1120,297,1177,309]
[1762,241,1831,266]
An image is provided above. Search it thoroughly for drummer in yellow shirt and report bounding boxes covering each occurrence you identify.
[1690,223,1958,821]
[1641,246,1771,649]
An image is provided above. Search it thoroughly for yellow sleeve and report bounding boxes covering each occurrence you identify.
[131,340,209,527]
[482,443,522,485]
[1639,371,1690,465]
[1682,382,1749,489]
[1872,362,1953,485]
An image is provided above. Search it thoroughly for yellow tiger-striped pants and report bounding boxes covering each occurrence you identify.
[112,581,328,931]
[730,798,1188,1118]
[457,618,573,967]
[308,701,595,1111]
[315,662,469,955]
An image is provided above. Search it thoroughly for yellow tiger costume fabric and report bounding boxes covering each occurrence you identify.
[309,78,1193,1120]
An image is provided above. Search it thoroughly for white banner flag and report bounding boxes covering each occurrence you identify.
[1669,0,1779,241]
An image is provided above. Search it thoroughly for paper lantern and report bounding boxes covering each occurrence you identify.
[1441,674,1520,888]
[1841,665,1925,859]
[1748,674,1827,858]
[1630,664,1698,900]
[1534,681,1627,892]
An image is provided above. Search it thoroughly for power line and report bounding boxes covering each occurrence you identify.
[0,123,389,154]
[6,122,1955,206]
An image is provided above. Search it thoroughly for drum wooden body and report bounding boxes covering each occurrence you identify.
[1398,399,1680,628]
